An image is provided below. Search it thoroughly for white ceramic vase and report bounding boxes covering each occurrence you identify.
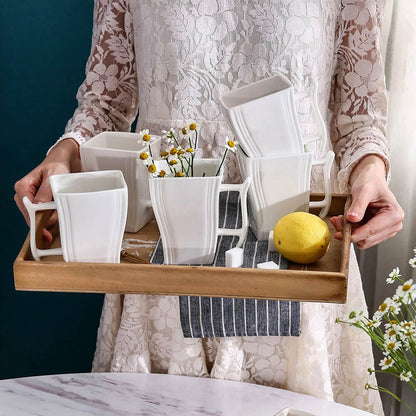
[149,159,251,265]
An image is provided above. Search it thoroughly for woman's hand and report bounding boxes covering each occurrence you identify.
[14,138,81,242]
[330,155,404,249]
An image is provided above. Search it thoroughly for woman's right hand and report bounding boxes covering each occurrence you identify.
[14,138,81,242]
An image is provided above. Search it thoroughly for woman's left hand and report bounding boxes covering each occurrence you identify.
[330,155,404,249]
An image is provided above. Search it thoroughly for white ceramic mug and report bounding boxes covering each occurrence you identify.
[149,159,252,265]
[220,75,328,157]
[237,150,334,240]
[23,170,128,263]
[80,131,161,233]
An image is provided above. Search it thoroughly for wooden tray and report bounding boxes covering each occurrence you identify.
[13,194,351,303]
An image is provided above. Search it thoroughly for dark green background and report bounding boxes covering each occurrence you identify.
[0,0,104,379]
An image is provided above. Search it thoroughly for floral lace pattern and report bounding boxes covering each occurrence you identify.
[61,1,390,414]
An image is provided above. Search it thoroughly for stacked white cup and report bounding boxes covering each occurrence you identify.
[220,74,334,241]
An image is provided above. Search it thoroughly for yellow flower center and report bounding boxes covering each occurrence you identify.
[175,171,183,177]
[160,150,169,157]
[227,139,235,148]
[170,147,177,155]
[186,148,194,153]
[391,320,398,325]
[140,152,148,160]
[182,127,187,135]
[388,330,395,336]
[189,123,196,130]
[159,170,166,177]
[143,134,151,142]
[387,343,395,350]
[403,284,411,291]
[148,164,156,173]
[379,303,388,312]
[385,358,393,365]
[178,149,185,155]
[403,322,411,328]
[169,160,178,165]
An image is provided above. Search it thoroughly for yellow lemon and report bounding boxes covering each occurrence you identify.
[273,212,330,264]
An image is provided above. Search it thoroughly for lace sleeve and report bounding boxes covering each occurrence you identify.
[55,0,138,148]
[329,0,390,192]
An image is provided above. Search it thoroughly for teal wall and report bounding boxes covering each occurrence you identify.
[0,0,104,379]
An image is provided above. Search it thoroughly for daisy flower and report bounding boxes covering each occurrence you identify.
[380,356,394,370]
[386,267,400,284]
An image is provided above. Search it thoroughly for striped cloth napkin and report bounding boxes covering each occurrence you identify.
[151,191,301,338]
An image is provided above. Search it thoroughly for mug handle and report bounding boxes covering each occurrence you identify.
[23,196,63,261]
[217,177,252,248]
[309,151,334,219]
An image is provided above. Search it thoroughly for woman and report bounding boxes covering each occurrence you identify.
[14,1,403,414]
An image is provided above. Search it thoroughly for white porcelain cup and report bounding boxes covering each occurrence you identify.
[80,131,161,232]
[237,150,334,240]
[220,74,304,157]
[220,75,328,157]
[23,170,128,263]
[149,159,252,265]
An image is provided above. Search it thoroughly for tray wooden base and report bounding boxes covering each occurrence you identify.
[14,194,351,303]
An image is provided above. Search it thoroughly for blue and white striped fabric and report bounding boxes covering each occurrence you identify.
[151,191,301,338]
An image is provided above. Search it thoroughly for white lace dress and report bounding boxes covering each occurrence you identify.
[58,1,390,414]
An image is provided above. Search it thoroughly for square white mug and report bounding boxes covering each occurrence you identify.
[23,170,128,263]
[237,150,334,240]
[80,131,161,232]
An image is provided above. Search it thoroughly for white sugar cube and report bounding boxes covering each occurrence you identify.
[257,261,280,270]
[268,230,277,252]
[225,247,244,268]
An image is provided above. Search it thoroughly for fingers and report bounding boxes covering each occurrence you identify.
[330,215,343,240]
[33,174,53,203]
[14,169,43,225]
[351,204,404,249]
[346,182,374,223]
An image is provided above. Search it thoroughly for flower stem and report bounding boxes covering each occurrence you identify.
[215,148,228,177]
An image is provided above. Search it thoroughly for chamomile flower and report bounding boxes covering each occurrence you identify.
[225,137,238,152]
[147,164,157,174]
[385,339,402,353]
[162,128,178,145]
[380,356,394,370]
[336,310,365,325]
[387,267,401,284]
[400,371,412,382]
[409,255,416,269]
[395,279,416,304]
[139,129,151,142]
[189,122,197,131]
[139,152,149,161]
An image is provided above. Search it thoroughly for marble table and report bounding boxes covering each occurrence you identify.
[0,372,375,416]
